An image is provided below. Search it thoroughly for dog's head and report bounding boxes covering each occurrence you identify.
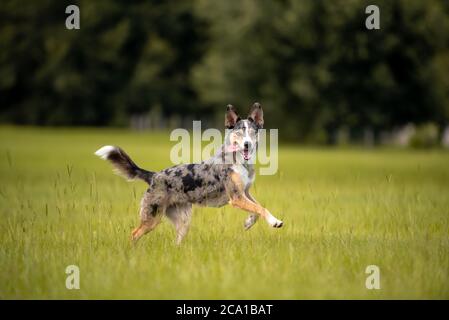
[224,102,264,162]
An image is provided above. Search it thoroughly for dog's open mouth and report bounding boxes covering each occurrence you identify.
[242,148,251,161]
[226,143,252,161]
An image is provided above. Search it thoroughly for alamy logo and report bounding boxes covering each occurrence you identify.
[65,265,80,290]
[65,5,80,30]
[365,5,380,30]
[170,121,279,175]
[365,265,381,289]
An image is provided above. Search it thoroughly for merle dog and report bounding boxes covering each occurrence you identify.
[95,103,283,244]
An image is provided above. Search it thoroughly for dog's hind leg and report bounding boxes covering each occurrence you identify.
[131,204,162,243]
[166,204,192,245]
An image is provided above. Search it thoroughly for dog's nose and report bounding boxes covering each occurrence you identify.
[244,141,251,150]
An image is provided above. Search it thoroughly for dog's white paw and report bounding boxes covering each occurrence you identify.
[267,215,283,228]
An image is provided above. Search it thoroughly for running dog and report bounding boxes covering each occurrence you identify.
[95,102,283,244]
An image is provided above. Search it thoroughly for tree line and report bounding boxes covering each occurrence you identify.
[1,0,448,142]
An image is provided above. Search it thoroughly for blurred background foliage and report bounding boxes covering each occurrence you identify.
[1,0,449,143]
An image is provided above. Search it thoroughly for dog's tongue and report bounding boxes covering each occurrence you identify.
[226,144,239,153]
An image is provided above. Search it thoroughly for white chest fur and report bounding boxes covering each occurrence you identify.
[231,164,255,189]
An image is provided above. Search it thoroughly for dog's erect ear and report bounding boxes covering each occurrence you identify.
[248,102,264,128]
[225,104,240,129]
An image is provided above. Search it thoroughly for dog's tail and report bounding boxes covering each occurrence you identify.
[95,146,155,185]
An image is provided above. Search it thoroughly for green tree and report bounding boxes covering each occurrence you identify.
[0,0,208,126]
[193,0,449,142]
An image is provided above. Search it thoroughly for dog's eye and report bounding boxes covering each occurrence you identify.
[234,130,243,137]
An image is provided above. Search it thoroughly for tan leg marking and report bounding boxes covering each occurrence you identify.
[131,210,162,243]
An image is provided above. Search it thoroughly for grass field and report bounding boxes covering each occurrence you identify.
[0,126,448,299]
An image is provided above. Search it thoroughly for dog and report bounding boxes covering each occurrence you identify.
[95,102,283,244]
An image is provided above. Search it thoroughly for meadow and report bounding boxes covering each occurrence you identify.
[0,126,448,299]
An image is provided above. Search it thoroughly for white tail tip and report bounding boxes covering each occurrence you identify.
[95,145,116,160]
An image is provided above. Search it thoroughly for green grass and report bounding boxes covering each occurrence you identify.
[0,126,448,299]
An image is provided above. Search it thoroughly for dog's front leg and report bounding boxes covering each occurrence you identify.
[227,171,283,228]
[229,195,283,228]
[244,214,259,230]
[243,190,260,230]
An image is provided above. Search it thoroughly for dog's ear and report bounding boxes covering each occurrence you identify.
[247,102,264,128]
[225,104,240,129]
